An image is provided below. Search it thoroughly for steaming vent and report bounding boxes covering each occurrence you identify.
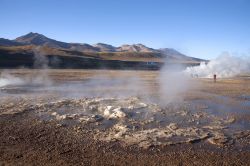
[184,53,250,78]
[0,50,250,149]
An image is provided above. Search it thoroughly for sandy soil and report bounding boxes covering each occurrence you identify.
[0,69,250,165]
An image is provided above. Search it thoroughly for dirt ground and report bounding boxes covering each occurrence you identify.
[0,69,250,166]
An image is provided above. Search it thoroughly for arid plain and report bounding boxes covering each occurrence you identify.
[0,69,249,165]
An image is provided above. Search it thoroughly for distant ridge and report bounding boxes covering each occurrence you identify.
[0,38,25,46]
[0,32,202,61]
[0,32,204,70]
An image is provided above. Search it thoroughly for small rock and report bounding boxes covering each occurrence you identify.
[51,112,58,116]
[92,114,104,121]
[109,107,126,119]
[225,117,235,124]
[208,133,229,146]
[104,106,113,117]
[168,123,178,130]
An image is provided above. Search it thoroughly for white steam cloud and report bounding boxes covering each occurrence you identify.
[3,50,249,106]
[0,47,53,88]
[0,72,24,87]
[184,52,250,78]
[158,63,198,105]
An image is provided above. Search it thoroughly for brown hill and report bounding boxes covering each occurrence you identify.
[0,32,205,69]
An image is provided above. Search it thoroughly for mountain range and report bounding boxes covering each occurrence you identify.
[0,32,204,69]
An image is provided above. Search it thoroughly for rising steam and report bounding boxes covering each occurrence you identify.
[2,49,250,105]
[0,72,24,88]
[158,64,196,105]
[184,52,250,78]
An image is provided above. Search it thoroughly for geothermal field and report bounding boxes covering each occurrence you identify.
[0,66,250,165]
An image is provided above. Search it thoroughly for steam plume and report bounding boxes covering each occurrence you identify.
[184,52,250,78]
[0,71,24,88]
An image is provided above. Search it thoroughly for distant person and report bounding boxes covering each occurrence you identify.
[213,74,217,83]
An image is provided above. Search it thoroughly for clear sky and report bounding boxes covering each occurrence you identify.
[0,0,250,59]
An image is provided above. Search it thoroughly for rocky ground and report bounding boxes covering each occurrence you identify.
[0,69,250,165]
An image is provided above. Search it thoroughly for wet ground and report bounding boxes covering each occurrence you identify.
[0,69,250,165]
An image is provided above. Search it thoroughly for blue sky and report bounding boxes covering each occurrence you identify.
[0,0,250,59]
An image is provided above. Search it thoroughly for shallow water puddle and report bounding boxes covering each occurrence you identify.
[189,92,250,131]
